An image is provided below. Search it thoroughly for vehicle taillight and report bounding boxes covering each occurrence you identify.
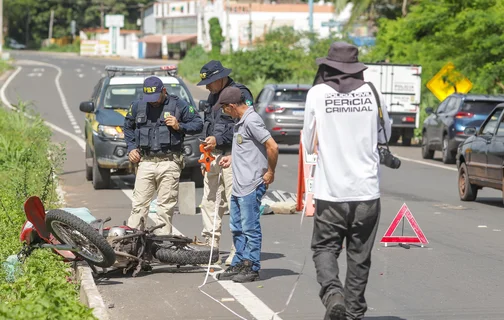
[265,105,285,113]
[455,112,474,118]
[402,116,415,123]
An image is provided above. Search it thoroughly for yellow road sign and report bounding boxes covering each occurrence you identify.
[426,62,473,102]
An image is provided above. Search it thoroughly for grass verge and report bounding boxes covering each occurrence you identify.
[0,98,96,319]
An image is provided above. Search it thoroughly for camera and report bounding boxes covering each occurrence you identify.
[379,147,401,169]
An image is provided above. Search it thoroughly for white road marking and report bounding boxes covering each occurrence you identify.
[395,155,458,172]
[33,68,45,72]
[92,66,96,70]
[478,225,488,228]
[78,74,85,78]
[493,229,501,232]
[27,72,42,77]
[1,61,282,320]
[76,68,82,73]
[0,66,85,150]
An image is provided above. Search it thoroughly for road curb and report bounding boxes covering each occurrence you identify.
[75,261,110,320]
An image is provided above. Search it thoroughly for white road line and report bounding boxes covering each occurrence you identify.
[1,62,281,320]
[395,155,458,172]
[0,66,85,150]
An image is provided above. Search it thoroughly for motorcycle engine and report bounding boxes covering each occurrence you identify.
[106,227,139,269]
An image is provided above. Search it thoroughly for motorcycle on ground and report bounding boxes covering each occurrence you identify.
[18,196,219,277]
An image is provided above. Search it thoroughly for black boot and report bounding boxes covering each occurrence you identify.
[232,260,259,283]
[324,293,346,320]
[216,262,244,281]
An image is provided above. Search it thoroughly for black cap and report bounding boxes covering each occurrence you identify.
[197,60,232,86]
[213,87,242,111]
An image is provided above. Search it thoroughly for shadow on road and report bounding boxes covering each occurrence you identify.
[60,169,86,175]
[363,317,407,320]
[261,252,286,261]
[278,145,299,155]
[258,268,299,281]
[476,197,504,209]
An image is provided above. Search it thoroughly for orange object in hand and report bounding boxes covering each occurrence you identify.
[198,143,215,172]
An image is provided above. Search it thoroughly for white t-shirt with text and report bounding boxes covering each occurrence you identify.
[302,82,392,202]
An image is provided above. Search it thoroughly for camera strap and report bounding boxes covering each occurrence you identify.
[366,81,390,151]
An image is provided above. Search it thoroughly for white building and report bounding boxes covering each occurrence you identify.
[140,0,353,57]
[80,28,141,59]
[198,1,347,52]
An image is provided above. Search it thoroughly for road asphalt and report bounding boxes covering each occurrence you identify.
[3,51,504,320]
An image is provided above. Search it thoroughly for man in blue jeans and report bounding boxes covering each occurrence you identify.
[213,86,279,283]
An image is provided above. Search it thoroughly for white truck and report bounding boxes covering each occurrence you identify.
[364,63,422,146]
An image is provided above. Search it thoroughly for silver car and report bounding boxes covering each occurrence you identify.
[254,84,311,145]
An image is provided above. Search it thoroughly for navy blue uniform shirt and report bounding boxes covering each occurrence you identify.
[204,77,253,150]
[124,94,203,154]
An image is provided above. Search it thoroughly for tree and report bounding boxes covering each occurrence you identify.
[364,0,504,98]
[208,17,224,56]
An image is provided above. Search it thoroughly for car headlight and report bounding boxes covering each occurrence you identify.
[98,125,124,139]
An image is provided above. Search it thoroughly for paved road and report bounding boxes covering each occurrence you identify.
[3,51,504,320]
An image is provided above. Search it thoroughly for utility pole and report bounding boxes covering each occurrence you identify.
[100,0,105,29]
[48,9,54,40]
[226,0,230,52]
[308,0,313,33]
[0,0,3,55]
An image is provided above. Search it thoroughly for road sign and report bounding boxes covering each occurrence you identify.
[380,203,428,245]
[426,62,473,102]
[105,14,124,28]
[70,20,76,36]
[321,19,339,28]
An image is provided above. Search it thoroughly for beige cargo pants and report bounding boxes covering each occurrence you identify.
[127,153,183,235]
[200,150,235,264]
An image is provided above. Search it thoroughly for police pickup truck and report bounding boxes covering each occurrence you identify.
[79,65,204,189]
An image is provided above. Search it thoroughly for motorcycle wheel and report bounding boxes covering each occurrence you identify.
[154,242,220,266]
[45,209,116,268]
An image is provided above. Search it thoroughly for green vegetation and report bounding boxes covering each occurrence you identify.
[180,1,504,138]
[4,0,149,49]
[0,99,96,319]
[40,39,81,53]
[179,26,348,98]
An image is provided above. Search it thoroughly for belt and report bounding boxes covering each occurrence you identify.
[141,152,181,163]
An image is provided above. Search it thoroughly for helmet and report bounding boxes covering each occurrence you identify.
[108,227,126,237]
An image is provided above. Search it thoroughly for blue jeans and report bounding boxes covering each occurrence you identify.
[229,183,267,272]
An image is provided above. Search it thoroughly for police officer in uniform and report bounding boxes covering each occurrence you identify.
[197,60,254,265]
[124,76,203,235]
[302,42,392,320]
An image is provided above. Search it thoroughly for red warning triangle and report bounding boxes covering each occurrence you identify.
[380,203,428,244]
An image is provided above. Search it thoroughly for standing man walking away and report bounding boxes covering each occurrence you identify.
[302,42,392,320]
[212,87,278,283]
[197,60,254,265]
[124,76,203,235]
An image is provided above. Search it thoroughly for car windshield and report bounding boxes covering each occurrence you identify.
[460,101,502,114]
[273,89,308,103]
[481,109,503,135]
[103,84,192,109]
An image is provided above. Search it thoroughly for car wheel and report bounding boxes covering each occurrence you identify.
[458,162,477,201]
[191,166,204,188]
[421,131,434,159]
[92,156,111,189]
[85,144,93,181]
[442,135,456,164]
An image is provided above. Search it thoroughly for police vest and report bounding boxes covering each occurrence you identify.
[134,97,181,152]
[204,83,253,138]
